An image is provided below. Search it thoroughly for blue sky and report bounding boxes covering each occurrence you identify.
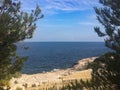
[21,0,103,42]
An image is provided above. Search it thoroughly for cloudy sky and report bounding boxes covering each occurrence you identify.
[21,0,103,42]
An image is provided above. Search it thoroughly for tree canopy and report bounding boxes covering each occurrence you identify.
[0,0,43,89]
[86,0,120,89]
[61,0,120,89]
[94,0,120,53]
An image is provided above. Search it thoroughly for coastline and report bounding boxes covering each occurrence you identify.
[10,57,96,90]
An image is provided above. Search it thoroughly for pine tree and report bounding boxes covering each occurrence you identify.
[94,0,120,53]
[0,0,43,89]
[91,0,120,89]
[84,0,120,89]
[61,0,120,90]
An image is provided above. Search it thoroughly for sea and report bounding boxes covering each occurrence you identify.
[16,42,110,74]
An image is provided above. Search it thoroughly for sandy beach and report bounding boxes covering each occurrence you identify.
[10,57,96,90]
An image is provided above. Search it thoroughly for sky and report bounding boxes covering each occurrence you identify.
[21,0,104,42]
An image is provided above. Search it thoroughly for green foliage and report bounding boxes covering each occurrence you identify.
[61,52,120,90]
[61,80,85,90]
[61,0,120,90]
[85,52,120,90]
[0,0,43,89]
[12,72,22,78]
[94,0,120,53]
[16,87,22,90]
[91,0,120,89]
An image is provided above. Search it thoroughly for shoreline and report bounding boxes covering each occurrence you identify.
[10,57,96,90]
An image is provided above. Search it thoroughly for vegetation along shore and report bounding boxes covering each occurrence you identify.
[10,57,96,90]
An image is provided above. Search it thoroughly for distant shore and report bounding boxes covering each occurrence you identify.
[10,57,96,90]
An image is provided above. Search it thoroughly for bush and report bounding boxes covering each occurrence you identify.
[16,87,22,90]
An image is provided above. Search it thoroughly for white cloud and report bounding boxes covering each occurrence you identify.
[43,0,99,11]
[78,22,100,26]
[21,0,99,14]
[87,14,97,19]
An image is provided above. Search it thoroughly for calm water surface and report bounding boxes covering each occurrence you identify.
[17,42,110,74]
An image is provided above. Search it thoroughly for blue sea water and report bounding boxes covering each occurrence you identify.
[17,42,110,74]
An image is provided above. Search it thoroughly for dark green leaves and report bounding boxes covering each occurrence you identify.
[0,0,43,89]
[94,0,120,53]
[94,27,105,37]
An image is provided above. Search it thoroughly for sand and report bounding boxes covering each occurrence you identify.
[10,57,96,90]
